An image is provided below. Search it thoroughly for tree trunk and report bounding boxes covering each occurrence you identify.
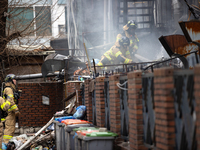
[0,0,8,54]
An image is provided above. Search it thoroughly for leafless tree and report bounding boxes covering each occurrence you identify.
[0,0,65,78]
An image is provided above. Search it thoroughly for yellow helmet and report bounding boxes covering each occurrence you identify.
[127,20,138,29]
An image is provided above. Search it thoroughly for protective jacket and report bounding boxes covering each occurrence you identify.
[3,82,19,144]
[97,45,132,68]
[116,24,139,54]
[0,97,11,149]
[3,83,19,115]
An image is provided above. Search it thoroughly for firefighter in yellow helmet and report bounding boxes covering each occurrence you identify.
[116,20,139,61]
[97,36,133,70]
[3,74,20,144]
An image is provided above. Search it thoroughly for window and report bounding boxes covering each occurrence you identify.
[58,0,67,5]
[7,7,34,36]
[8,0,52,5]
[58,25,65,36]
[35,6,52,36]
[7,6,52,36]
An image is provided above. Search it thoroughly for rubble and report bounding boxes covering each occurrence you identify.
[7,96,86,150]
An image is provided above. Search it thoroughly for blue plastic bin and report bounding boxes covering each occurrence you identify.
[55,116,74,123]
[53,116,74,150]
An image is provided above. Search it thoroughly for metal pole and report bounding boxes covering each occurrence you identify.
[83,43,91,71]
[195,52,199,64]
[104,0,107,45]
[93,59,96,74]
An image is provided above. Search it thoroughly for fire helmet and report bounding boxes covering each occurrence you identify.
[118,36,130,47]
[126,20,137,35]
[127,20,138,29]
[5,74,16,83]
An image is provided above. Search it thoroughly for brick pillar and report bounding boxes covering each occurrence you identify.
[64,82,75,107]
[109,74,123,150]
[194,64,200,149]
[84,79,93,122]
[65,81,83,107]
[65,82,75,97]
[77,88,82,105]
[128,71,147,150]
[74,82,83,106]
[109,74,121,134]
[95,77,105,127]
[154,68,175,150]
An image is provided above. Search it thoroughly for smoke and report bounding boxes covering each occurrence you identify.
[65,0,200,66]
[136,32,169,62]
[82,0,176,62]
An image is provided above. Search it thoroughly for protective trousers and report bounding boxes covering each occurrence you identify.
[0,122,3,150]
[3,112,16,144]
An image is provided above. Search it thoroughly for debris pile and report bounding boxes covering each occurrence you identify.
[4,103,86,150]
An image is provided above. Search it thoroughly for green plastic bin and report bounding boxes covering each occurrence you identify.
[64,124,94,150]
[73,127,99,150]
[81,132,118,150]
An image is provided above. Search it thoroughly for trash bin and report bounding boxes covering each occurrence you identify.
[73,127,99,150]
[53,120,65,150]
[80,132,118,150]
[61,119,94,150]
[53,116,74,150]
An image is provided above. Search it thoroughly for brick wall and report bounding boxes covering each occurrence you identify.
[95,77,105,127]
[63,67,199,150]
[128,71,147,150]
[154,68,176,149]
[18,82,64,127]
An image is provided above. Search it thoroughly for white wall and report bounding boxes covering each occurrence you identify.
[8,0,67,49]
[51,0,66,38]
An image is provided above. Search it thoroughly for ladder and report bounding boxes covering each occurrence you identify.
[118,0,155,32]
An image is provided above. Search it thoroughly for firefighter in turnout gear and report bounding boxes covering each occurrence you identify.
[0,97,11,149]
[116,20,139,60]
[97,36,133,70]
[3,74,20,144]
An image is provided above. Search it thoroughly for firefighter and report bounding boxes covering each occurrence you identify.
[0,97,11,149]
[2,74,20,144]
[116,20,139,60]
[97,36,133,70]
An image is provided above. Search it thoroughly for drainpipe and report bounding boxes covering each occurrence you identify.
[104,0,107,45]
[16,72,60,80]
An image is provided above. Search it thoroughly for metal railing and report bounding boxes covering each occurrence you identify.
[92,50,199,75]
[92,81,97,125]
[142,73,155,148]
[104,78,110,130]
[173,70,197,150]
[119,76,129,141]
[80,83,85,105]
[143,50,199,72]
